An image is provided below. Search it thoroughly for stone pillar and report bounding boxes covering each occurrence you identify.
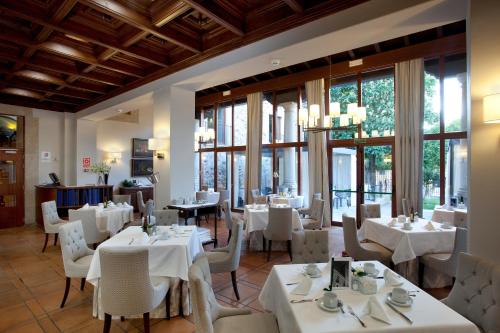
[153,86,195,206]
[282,102,297,194]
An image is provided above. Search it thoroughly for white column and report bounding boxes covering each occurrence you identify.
[75,119,97,185]
[282,102,297,194]
[153,86,195,206]
[468,0,500,264]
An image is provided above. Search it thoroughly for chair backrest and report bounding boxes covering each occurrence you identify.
[250,189,260,200]
[68,209,101,244]
[432,209,455,224]
[145,199,154,216]
[218,221,244,272]
[264,207,292,241]
[153,209,178,226]
[113,194,131,205]
[189,255,219,333]
[59,220,92,274]
[196,191,208,201]
[454,211,467,228]
[201,185,209,191]
[402,198,409,216]
[310,199,325,226]
[136,191,146,213]
[100,248,157,316]
[313,192,322,200]
[360,203,381,224]
[292,230,329,264]
[255,195,267,204]
[443,253,500,333]
[440,227,468,276]
[222,199,232,231]
[341,214,365,260]
[41,200,60,227]
[208,192,220,204]
[218,190,229,205]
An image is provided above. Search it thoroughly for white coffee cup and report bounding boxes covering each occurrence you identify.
[392,287,409,303]
[403,222,412,230]
[305,263,320,276]
[363,262,376,274]
[442,221,452,229]
[397,215,406,223]
[322,291,338,309]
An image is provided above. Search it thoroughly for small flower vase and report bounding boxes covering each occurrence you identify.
[351,276,361,291]
[104,173,109,185]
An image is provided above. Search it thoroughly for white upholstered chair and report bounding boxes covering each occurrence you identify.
[153,209,179,226]
[432,209,455,224]
[360,203,381,226]
[442,253,500,333]
[58,220,94,308]
[189,254,280,333]
[298,192,321,216]
[41,200,67,252]
[218,190,230,217]
[301,198,325,230]
[342,214,392,267]
[69,209,109,248]
[419,227,467,286]
[100,248,171,333]
[221,200,234,243]
[250,188,266,204]
[206,221,244,300]
[113,194,131,205]
[292,230,330,264]
[454,211,468,228]
[402,198,410,216]
[264,207,293,261]
[137,191,146,217]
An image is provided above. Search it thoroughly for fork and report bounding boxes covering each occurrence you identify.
[347,305,366,328]
[290,298,319,304]
[128,237,134,245]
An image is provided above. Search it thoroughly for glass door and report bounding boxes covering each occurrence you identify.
[331,147,357,222]
[0,150,23,227]
[363,145,394,218]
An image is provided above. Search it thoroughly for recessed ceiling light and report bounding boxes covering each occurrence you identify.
[271,58,281,66]
[117,109,123,113]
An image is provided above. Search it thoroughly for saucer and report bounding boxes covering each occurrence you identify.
[386,292,413,307]
[440,224,453,230]
[402,226,413,231]
[303,271,322,278]
[316,298,342,312]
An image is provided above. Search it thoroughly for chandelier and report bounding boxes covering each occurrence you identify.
[299,102,366,133]
[194,119,215,149]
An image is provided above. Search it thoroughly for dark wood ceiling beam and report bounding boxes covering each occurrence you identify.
[182,0,244,36]
[151,0,191,26]
[78,0,201,53]
[0,3,169,67]
[3,80,91,100]
[0,94,69,112]
[282,0,304,13]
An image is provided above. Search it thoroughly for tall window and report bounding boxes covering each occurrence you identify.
[422,53,467,218]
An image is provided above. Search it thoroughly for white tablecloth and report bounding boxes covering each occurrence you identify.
[358,218,456,265]
[87,226,204,318]
[96,205,134,235]
[259,261,479,333]
[243,205,303,235]
[270,196,304,209]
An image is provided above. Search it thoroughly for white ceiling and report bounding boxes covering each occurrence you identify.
[80,0,466,120]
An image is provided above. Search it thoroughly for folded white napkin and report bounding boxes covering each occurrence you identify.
[123,202,130,207]
[116,202,123,207]
[78,203,90,210]
[362,296,391,324]
[383,269,403,286]
[388,218,397,227]
[290,276,312,295]
[424,221,436,231]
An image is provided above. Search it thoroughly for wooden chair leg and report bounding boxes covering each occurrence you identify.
[143,312,150,333]
[54,233,58,246]
[42,233,49,252]
[80,278,86,291]
[120,316,125,322]
[103,313,112,333]
[418,262,424,287]
[60,277,71,308]
[287,240,292,261]
[93,243,97,250]
[166,288,171,320]
[262,235,266,252]
[267,240,272,261]
[227,229,232,244]
[179,280,184,317]
[231,271,240,300]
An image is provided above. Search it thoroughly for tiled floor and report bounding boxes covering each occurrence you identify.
[0,218,448,332]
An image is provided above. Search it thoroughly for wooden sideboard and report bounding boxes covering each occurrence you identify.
[35,185,113,227]
[119,186,154,212]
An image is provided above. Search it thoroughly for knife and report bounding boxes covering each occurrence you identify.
[386,301,413,324]
[347,305,366,328]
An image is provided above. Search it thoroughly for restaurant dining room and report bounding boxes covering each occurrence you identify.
[0,0,499,332]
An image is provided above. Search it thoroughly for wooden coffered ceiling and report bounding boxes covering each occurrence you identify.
[0,0,369,112]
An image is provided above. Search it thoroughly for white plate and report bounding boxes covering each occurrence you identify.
[303,271,322,278]
[440,224,453,230]
[316,298,342,312]
[387,292,413,307]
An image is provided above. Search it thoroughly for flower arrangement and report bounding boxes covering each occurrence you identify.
[351,267,368,277]
[89,162,111,174]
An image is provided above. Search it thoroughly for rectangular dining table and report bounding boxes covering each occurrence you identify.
[167,202,219,246]
[86,225,204,319]
[259,261,479,333]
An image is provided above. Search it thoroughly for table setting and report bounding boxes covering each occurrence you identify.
[259,260,479,333]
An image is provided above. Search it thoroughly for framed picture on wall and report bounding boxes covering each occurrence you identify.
[132,138,153,158]
[131,159,153,177]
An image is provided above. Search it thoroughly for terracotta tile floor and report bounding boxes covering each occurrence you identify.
[0,218,448,332]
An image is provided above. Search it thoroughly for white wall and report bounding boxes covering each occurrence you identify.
[96,106,153,191]
[467,0,500,264]
[76,119,98,185]
[35,110,65,184]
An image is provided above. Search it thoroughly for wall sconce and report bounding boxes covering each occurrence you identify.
[148,138,167,159]
[107,152,122,163]
[483,93,500,123]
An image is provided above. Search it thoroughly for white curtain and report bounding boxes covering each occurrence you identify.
[306,79,331,225]
[245,92,263,204]
[394,58,424,215]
